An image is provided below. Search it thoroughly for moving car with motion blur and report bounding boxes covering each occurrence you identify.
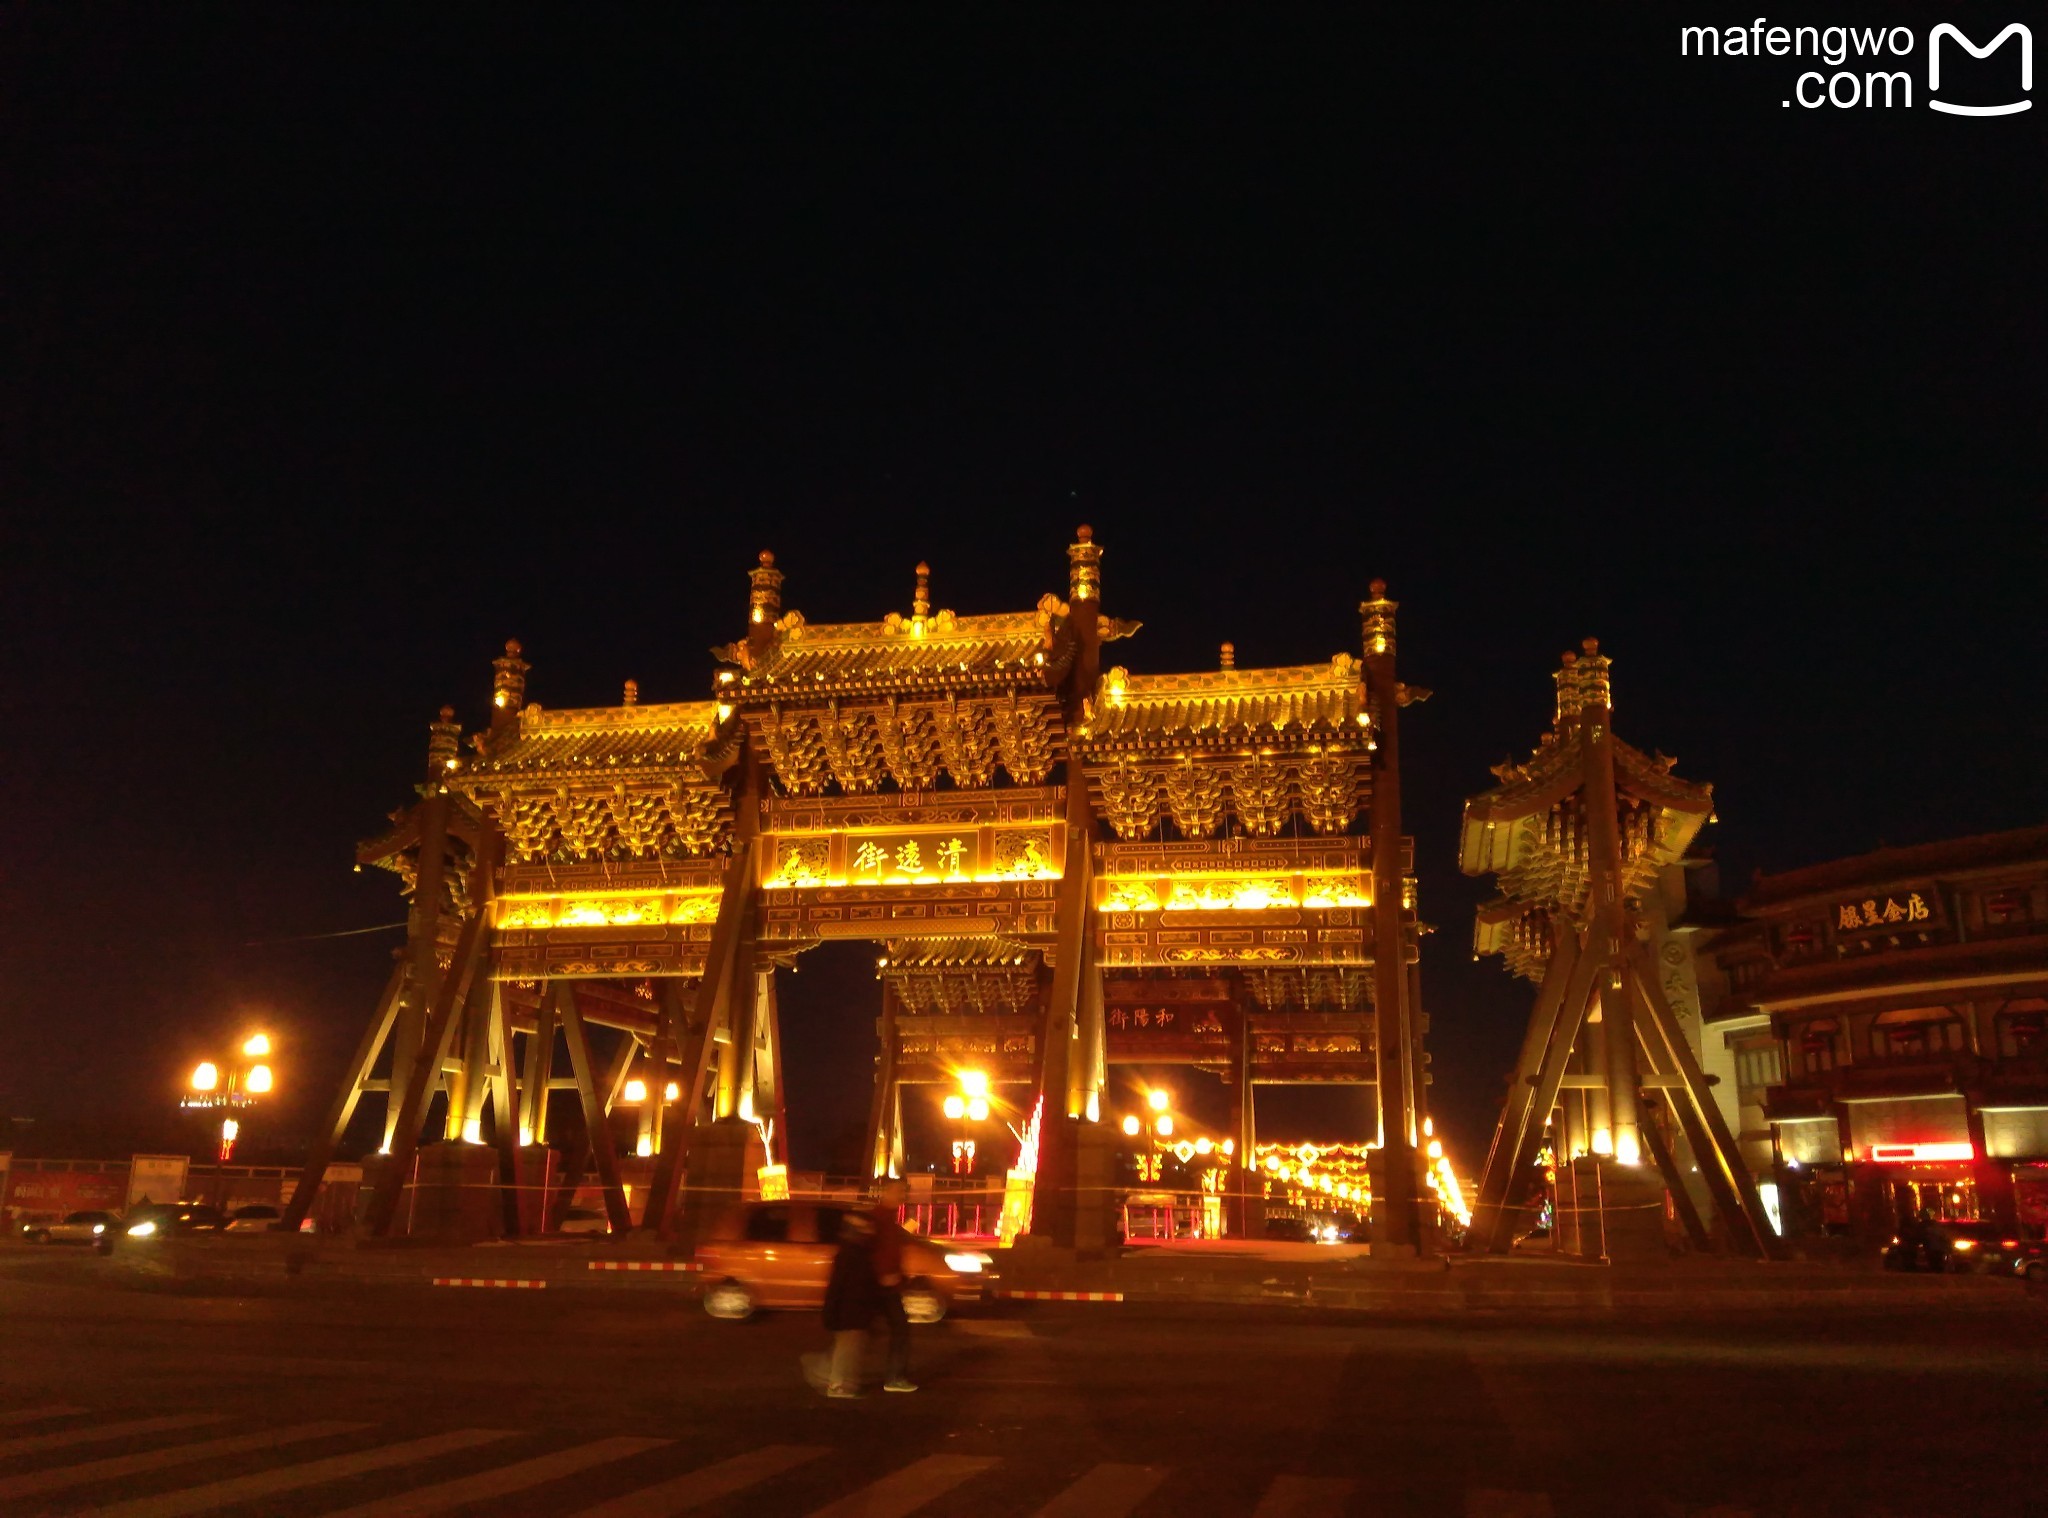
[1882,1219,2026,1274]
[21,1210,122,1245]
[225,1204,282,1234]
[696,1200,992,1322]
[123,1202,228,1240]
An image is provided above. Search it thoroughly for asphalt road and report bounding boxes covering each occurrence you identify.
[0,1255,2043,1517]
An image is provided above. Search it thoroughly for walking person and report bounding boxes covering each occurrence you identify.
[868,1182,917,1393]
[809,1211,880,1399]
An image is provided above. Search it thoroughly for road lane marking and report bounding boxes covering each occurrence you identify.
[569,1445,829,1517]
[1030,1462,1169,1517]
[85,1428,513,1518]
[588,1260,701,1272]
[993,1289,1124,1302]
[313,1435,670,1516]
[429,1277,547,1288]
[0,1414,226,1460]
[805,1454,1001,1517]
[0,1405,89,1427]
[0,1421,368,1502]
[1253,1474,1356,1517]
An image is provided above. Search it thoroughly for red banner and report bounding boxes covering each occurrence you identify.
[4,1167,129,1221]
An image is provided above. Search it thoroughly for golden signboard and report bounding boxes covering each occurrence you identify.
[762,827,1059,889]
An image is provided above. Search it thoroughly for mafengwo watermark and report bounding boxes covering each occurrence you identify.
[1682,19,2032,113]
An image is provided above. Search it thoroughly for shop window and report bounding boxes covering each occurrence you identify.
[1996,1005,2048,1059]
[1870,1006,1969,1059]
[1797,1020,1843,1075]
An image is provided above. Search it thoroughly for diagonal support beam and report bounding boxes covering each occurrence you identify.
[560,983,633,1236]
[366,838,496,1237]
[644,844,755,1234]
[1629,946,1783,1260]
[281,962,404,1232]
[1631,1014,1713,1253]
[1469,934,1583,1252]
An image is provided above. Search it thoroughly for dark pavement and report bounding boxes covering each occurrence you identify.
[0,1252,2043,1517]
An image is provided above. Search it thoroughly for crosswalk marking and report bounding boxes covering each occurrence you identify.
[0,1405,89,1427]
[570,1445,829,1518]
[1253,1473,1356,1517]
[313,1435,670,1517]
[0,1421,368,1503]
[1030,1462,1169,1517]
[86,1428,513,1518]
[805,1453,1001,1517]
[0,1413,226,1461]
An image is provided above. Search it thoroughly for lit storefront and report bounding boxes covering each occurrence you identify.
[1734,827,2048,1242]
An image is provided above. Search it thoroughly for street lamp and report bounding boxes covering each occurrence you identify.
[181,1033,279,1200]
[944,1071,990,1173]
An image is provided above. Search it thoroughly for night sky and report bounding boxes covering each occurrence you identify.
[3,8,2040,1172]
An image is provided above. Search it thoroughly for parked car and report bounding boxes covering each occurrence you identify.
[556,1206,610,1236]
[123,1203,228,1240]
[1882,1220,2025,1274]
[225,1205,282,1234]
[2012,1240,2048,1283]
[22,1210,122,1246]
[695,1200,991,1323]
[1262,1215,1317,1244]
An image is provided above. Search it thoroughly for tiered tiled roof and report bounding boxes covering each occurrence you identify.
[465,701,725,781]
[1076,655,1366,751]
[1461,645,1713,981]
[730,610,1073,699]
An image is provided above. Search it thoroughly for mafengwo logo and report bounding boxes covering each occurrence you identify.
[1681,19,2032,113]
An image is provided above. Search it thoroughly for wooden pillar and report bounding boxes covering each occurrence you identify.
[518,988,557,1147]
[1074,937,1106,1124]
[760,967,787,1165]
[1232,1005,1259,1236]
[1576,642,1642,1170]
[484,980,525,1234]
[866,980,901,1180]
[387,707,460,1150]
[1362,580,1420,1251]
[1028,524,1105,1244]
[366,826,498,1237]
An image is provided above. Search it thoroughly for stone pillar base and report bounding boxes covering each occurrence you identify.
[1559,1156,1668,1261]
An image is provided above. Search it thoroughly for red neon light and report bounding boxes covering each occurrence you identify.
[1867,1142,1975,1164]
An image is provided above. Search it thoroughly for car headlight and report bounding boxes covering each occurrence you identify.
[943,1251,990,1274]
[92,1224,105,1235]
[127,1220,158,1237]
[1951,1239,1977,1251]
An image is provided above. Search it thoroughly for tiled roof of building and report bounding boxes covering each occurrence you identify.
[1076,656,1366,748]
[464,701,723,779]
[1744,824,2048,909]
[729,607,1078,699]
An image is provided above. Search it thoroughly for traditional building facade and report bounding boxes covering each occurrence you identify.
[1700,827,2048,1242]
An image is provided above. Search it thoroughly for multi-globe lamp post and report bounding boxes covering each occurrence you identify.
[1117,1085,1234,1235]
[182,1033,277,1172]
[942,1070,991,1174]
